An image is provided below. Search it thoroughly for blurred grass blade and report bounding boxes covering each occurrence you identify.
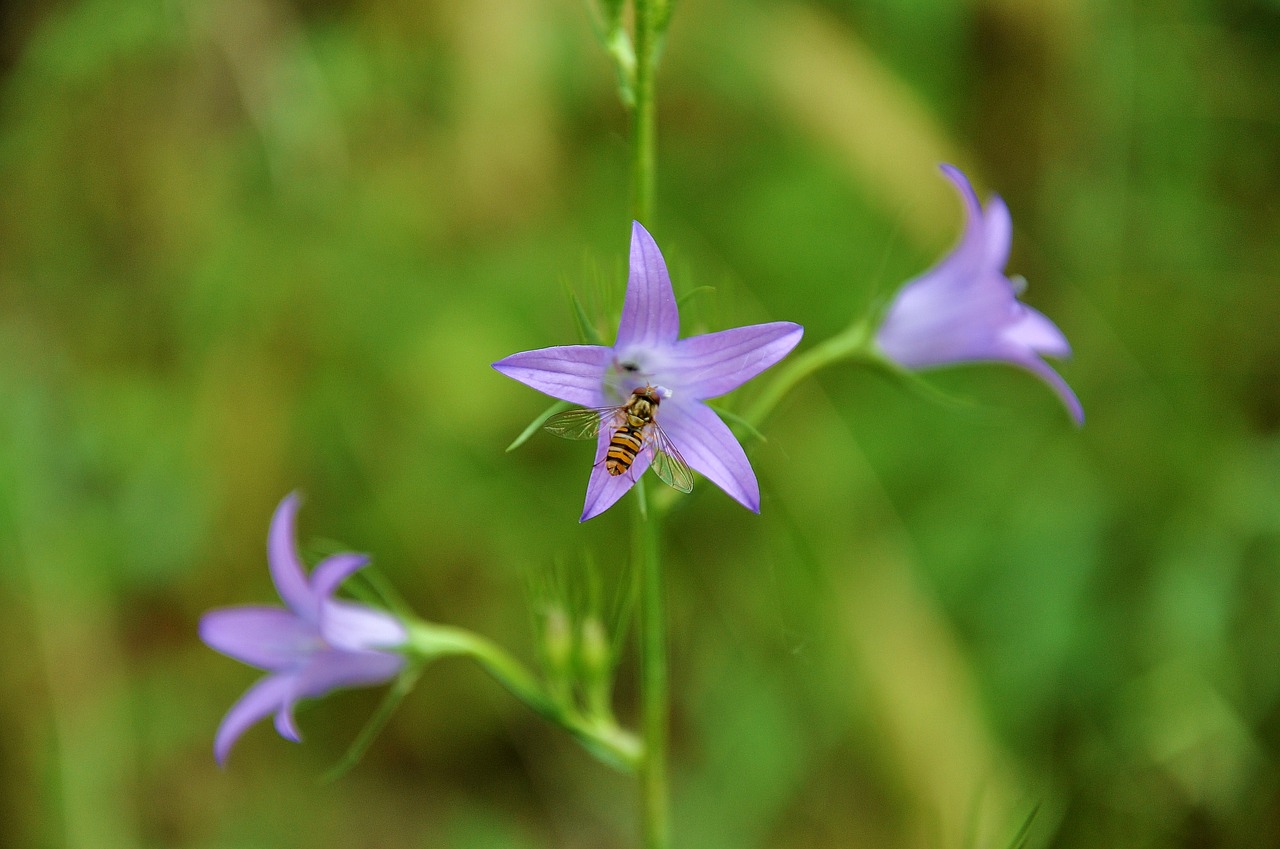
[676,284,715,309]
[322,663,422,783]
[608,562,637,667]
[506,401,572,452]
[1004,803,1041,849]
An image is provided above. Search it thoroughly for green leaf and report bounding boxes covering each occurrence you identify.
[506,400,572,452]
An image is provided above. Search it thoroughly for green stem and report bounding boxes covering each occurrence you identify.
[631,0,657,224]
[745,318,878,427]
[404,621,641,771]
[635,480,669,849]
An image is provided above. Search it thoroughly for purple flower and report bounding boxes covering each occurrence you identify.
[199,493,407,765]
[494,221,803,521]
[875,164,1083,424]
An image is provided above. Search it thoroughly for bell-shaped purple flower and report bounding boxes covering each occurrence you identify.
[875,164,1083,424]
[494,222,803,521]
[199,493,407,765]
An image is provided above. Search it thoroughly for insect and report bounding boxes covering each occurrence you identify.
[543,385,695,493]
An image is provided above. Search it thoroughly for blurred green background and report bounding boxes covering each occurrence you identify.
[2,0,1279,846]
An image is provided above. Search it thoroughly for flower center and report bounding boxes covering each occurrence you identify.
[606,351,663,403]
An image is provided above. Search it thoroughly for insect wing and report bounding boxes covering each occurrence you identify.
[646,421,695,493]
[542,406,620,441]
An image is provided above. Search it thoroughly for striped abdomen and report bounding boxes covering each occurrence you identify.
[605,387,661,476]
[605,418,647,476]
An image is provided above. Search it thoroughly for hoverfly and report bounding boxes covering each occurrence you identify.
[543,385,695,493]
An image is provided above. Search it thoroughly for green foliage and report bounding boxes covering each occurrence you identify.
[0,1,1278,847]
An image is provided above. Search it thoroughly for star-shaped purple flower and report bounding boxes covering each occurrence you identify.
[494,222,804,521]
[199,493,407,765]
[875,164,1083,424]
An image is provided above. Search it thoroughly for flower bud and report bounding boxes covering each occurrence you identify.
[578,616,612,717]
[541,606,574,702]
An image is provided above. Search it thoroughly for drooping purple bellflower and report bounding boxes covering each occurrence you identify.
[875,164,1083,424]
[494,222,804,521]
[199,493,407,765]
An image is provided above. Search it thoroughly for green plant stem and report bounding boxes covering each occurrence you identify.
[631,0,657,224]
[404,621,641,771]
[627,1,670,842]
[634,480,669,849]
[745,318,878,427]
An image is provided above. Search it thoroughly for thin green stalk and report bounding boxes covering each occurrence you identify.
[745,318,975,428]
[634,479,669,849]
[404,622,641,770]
[745,319,876,427]
[626,1,671,841]
[631,0,657,224]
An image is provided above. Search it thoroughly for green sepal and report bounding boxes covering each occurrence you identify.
[569,289,605,345]
[506,400,572,453]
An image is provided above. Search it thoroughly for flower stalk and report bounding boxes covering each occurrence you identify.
[745,318,877,427]
[631,0,658,225]
[635,480,669,849]
[405,620,642,771]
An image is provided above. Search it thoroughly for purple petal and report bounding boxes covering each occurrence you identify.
[978,194,1012,271]
[1002,305,1071,358]
[615,221,680,350]
[660,400,760,512]
[274,696,303,743]
[320,600,408,652]
[876,270,1017,367]
[269,649,406,747]
[938,164,992,270]
[581,426,651,521]
[875,166,1082,423]
[668,322,804,400]
[267,493,315,619]
[293,649,405,699]
[213,673,293,765]
[493,345,612,407]
[310,552,371,602]
[200,606,318,671]
[1012,356,1085,426]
